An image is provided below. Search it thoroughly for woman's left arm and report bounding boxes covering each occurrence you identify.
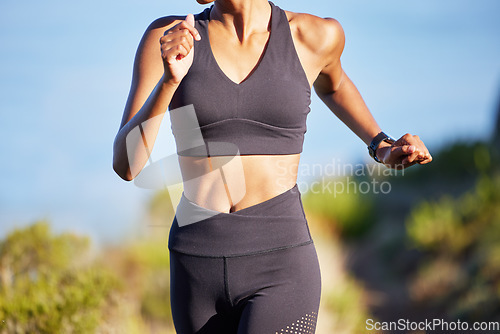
[311,18,432,169]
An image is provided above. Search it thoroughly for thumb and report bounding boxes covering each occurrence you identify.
[391,145,415,159]
[186,13,195,27]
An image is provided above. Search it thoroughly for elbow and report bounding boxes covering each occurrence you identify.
[113,160,134,182]
[113,135,135,181]
[113,149,134,181]
[313,85,333,105]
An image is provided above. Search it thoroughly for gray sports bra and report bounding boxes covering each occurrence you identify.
[169,1,311,157]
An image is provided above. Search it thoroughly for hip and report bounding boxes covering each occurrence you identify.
[168,183,313,257]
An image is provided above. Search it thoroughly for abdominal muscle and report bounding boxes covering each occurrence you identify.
[178,154,300,213]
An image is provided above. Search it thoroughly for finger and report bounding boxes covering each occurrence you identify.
[417,153,433,165]
[399,147,419,165]
[179,14,201,41]
[408,148,432,165]
[162,16,201,41]
[412,140,431,162]
[418,158,433,165]
[166,33,194,53]
[161,33,194,58]
[176,37,194,58]
[186,13,195,28]
[416,151,430,161]
[390,145,415,159]
[162,28,195,44]
[394,133,413,147]
[164,44,190,62]
[387,145,414,167]
[395,133,432,163]
[410,147,425,161]
[404,148,424,164]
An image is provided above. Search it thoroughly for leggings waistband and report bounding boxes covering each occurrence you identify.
[168,184,313,257]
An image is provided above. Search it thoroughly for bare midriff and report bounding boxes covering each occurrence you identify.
[179,154,300,213]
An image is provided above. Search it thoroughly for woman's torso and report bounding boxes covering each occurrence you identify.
[171,3,323,213]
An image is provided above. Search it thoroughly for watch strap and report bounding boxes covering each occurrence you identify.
[368,132,395,163]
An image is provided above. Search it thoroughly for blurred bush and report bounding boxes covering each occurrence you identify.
[102,238,174,331]
[302,177,376,239]
[147,188,178,228]
[302,136,500,329]
[0,221,175,334]
[302,177,377,333]
[406,170,500,321]
[321,271,374,334]
[0,222,119,333]
[395,141,497,197]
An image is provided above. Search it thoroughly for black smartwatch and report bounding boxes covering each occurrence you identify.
[368,132,395,163]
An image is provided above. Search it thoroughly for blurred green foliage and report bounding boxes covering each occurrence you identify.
[302,178,377,332]
[302,135,500,329]
[397,141,498,194]
[0,222,119,333]
[0,221,175,334]
[322,273,373,333]
[404,137,500,322]
[148,188,177,228]
[407,175,500,254]
[2,134,498,332]
[103,238,173,328]
[406,172,500,321]
[302,177,375,239]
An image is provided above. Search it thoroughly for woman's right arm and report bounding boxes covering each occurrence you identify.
[113,14,200,181]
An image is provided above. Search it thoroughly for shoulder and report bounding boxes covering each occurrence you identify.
[142,15,185,41]
[285,11,345,61]
[130,15,187,80]
[133,15,186,64]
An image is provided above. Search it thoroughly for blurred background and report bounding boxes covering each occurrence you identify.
[1,0,499,332]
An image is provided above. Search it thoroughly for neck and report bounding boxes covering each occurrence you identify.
[211,0,271,41]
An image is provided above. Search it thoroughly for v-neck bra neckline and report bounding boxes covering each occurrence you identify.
[200,3,275,87]
[169,1,312,157]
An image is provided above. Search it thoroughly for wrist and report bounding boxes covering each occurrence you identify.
[162,73,181,88]
[368,131,395,163]
[375,142,391,164]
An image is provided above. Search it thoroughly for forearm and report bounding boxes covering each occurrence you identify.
[316,72,382,146]
[113,77,178,181]
[310,17,431,168]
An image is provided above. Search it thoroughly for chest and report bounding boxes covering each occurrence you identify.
[169,13,312,130]
[207,24,271,85]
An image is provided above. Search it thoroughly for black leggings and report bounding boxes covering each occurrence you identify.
[168,185,321,334]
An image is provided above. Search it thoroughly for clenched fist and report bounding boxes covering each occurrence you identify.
[377,133,432,169]
[160,14,201,84]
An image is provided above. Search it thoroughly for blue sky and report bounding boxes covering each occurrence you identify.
[1,0,499,244]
